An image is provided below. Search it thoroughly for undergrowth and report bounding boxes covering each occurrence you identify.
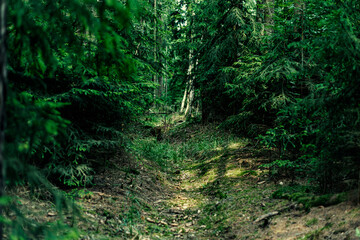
[272,185,348,211]
[130,121,242,172]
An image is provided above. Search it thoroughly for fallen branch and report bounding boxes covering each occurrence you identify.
[254,211,279,223]
[254,203,297,223]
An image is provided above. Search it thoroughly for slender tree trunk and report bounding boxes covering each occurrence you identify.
[156,2,165,99]
[257,0,273,35]
[0,0,7,237]
[158,75,163,97]
[184,49,194,117]
[256,0,265,35]
[181,1,195,116]
[153,0,158,101]
[164,46,168,103]
[184,80,194,116]
[264,0,274,35]
[294,0,305,96]
[180,82,188,113]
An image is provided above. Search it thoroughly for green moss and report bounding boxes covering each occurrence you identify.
[272,185,348,210]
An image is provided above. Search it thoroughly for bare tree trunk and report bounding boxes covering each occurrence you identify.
[184,50,194,117]
[180,82,188,113]
[158,75,163,98]
[153,0,158,101]
[181,1,195,116]
[184,80,194,116]
[0,0,7,237]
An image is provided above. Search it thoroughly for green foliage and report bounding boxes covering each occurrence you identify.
[7,0,151,187]
[2,181,80,239]
[356,228,360,238]
[153,0,360,193]
[131,138,184,170]
[5,0,360,237]
[6,220,80,240]
[259,127,296,154]
[218,112,255,135]
[5,0,158,238]
[204,0,360,191]
[260,0,360,190]
[261,159,299,179]
[131,122,241,172]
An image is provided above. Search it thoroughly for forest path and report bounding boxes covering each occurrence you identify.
[131,123,292,239]
[72,122,360,239]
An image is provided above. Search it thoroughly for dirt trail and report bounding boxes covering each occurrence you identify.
[76,123,360,240]
[14,123,360,239]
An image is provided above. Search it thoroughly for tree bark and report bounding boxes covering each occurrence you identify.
[264,0,274,35]
[0,0,7,237]
[256,0,274,35]
[181,1,195,116]
[256,0,265,34]
[164,46,168,102]
[158,75,163,98]
[180,82,188,113]
[294,0,304,35]
[184,50,194,117]
[184,83,194,116]
[153,0,158,101]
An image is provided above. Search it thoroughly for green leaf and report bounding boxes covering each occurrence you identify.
[0,196,12,206]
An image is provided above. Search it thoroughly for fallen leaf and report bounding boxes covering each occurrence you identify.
[159,220,168,226]
[47,212,57,217]
[146,217,156,223]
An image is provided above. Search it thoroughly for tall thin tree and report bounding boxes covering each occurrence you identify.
[0,0,6,238]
